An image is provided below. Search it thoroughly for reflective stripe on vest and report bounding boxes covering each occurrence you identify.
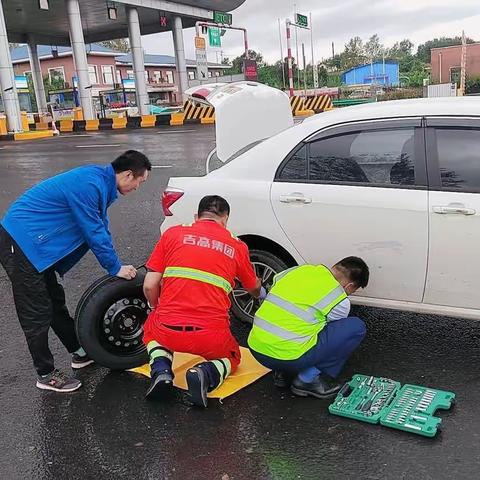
[266,292,317,324]
[307,285,346,318]
[253,316,312,344]
[163,266,232,294]
[266,284,346,325]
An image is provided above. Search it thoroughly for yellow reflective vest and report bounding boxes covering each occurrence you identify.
[248,265,347,360]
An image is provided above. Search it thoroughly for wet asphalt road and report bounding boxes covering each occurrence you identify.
[0,127,479,480]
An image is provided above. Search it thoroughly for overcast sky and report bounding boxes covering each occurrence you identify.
[141,0,480,64]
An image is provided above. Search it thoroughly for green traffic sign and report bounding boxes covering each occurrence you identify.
[214,11,232,25]
[209,27,222,47]
[296,13,308,27]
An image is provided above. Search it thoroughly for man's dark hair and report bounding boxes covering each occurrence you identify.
[334,256,369,289]
[111,150,152,177]
[197,195,230,217]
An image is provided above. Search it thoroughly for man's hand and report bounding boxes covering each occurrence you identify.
[259,286,267,300]
[116,265,137,280]
[246,278,263,299]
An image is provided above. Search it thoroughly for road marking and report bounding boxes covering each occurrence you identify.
[76,144,122,148]
[152,165,173,169]
[157,129,197,134]
[61,134,93,138]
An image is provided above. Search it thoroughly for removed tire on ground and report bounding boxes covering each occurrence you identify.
[75,267,150,370]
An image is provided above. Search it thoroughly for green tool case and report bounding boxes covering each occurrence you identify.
[329,374,455,437]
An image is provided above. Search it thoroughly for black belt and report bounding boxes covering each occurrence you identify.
[161,324,203,332]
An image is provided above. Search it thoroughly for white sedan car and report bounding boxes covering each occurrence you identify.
[161,96,480,322]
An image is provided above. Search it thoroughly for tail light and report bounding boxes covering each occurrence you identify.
[162,188,184,216]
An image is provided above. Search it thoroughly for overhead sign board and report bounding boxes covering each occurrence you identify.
[214,11,232,25]
[295,13,308,28]
[209,27,222,47]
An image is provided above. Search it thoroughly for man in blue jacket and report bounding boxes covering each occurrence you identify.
[0,150,151,393]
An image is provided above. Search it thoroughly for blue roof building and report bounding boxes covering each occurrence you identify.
[341,61,399,86]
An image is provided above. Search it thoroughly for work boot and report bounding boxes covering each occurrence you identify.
[186,365,209,408]
[290,374,341,399]
[186,360,224,408]
[273,371,293,388]
[145,367,174,400]
[36,369,82,393]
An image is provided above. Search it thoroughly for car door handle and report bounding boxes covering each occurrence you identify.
[432,205,476,215]
[279,194,312,204]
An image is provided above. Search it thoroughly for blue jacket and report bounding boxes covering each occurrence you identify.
[1,164,122,276]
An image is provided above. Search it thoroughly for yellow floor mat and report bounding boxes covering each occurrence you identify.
[129,347,270,399]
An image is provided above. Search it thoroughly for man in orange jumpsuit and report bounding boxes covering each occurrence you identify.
[143,195,263,407]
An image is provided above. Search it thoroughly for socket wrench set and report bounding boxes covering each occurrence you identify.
[329,374,455,437]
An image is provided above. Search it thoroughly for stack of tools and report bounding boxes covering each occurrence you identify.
[329,374,455,437]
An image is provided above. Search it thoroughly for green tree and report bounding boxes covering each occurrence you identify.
[230,50,265,74]
[99,39,130,53]
[364,34,385,61]
[43,73,65,93]
[387,39,415,73]
[416,36,474,63]
[341,36,366,70]
[318,65,329,86]
[404,59,428,87]
[258,64,283,88]
[388,39,414,58]
[324,54,342,72]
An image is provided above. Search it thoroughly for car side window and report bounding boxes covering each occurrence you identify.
[277,145,307,181]
[435,128,480,191]
[308,128,416,186]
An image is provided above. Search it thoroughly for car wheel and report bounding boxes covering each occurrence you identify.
[75,268,150,370]
[230,249,290,324]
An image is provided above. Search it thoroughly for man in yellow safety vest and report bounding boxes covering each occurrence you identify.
[248,257,369,399]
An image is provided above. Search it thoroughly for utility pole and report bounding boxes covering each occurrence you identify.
[294,3,300,90]
[310,12,318,89]
[460,30,467,96]
[286,19,294,96]
[278,18,286,89]
[302,42,307,95]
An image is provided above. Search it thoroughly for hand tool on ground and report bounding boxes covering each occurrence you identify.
[329,374,455,438]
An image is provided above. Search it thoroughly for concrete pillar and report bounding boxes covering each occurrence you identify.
[172,16,188,103]
[65,0,95,120]
[27,38,48,113]
[0,0,22,132]
[127,6,149,116]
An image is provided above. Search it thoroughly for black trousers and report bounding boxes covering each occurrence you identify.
[0,227,80,375]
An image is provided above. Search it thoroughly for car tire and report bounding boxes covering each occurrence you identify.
[75,268,150,370]
[230,249,290,324]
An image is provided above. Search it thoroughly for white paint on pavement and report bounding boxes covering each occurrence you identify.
[76,144,122,148]
[157,130,197,134]
[152,165,173,169]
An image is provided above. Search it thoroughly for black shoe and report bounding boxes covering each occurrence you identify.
[71,353,94,369]
[145,370,173,399]
[186,366,208,408]
[290,375,341,399]
[273,371,293,388]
